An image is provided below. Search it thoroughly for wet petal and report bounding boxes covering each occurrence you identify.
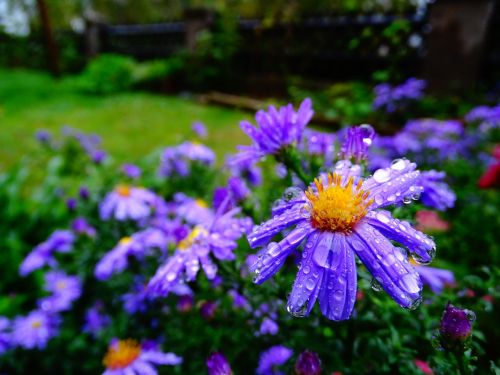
[351,223,422,309]
[365,210,436,263]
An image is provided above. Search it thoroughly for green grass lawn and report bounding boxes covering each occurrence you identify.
[0,69,250,169]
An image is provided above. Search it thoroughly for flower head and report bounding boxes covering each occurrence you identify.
[159,141,215,177]
[20,230,75,276]
[339,124,375,163]
[373,78,425,112]
[413,262,455,294]
[257,345,293,375]
[121,163,142,179]
[249,159,435,320]
[12,310,59,350]
[414,359,434,375]
[295,351,322,375]
[83,304,111,337]
[192,121,208,138]
[99,185,164,221]
[418,171,456,211]
[234,98,313,165]
[207,352,233,375]
[439,303,475,352]
[38,271,82,313]
[72,217,97,237]
[102,339,182,375]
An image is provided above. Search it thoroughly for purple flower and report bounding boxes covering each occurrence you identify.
[200,301,218,320]
[83,304,111,337]
[415,264,455,294]
[95,228,168,280]
[38,271,82,313]
[20,230,75,276]
[228,176,250,202]
[249,159,435,320]
[71,217,96,237]
[207,352,233,375]
[159,141,215,177]
[259,317,279,336]
[339,124,376,163]
[122,281,152,314]
[465,104,500,133]
[99,185,163,221]
[418,171,456,211]
[121,163,142,179]
[79,186,90,200]
[256,345,293,375]
[295,351,322,375]
[233,98,313,165]
[66,198,77,211]
[226,155,263,186]
[102,339,182,374]
[373,78,425,112]
[439,303,475,352]
[0,317,11,353]
[11,310,59,350]
[229,289,250,310]
[148,208,252,297]
[35,129,51,145]
[174,194,215,225]
[91,149,107,164]
[192,121,208,138]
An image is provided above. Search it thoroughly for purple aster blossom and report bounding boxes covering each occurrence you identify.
[373,78,425,113]
[35,129,52,145]
[213,187,234,213]
[20,230,75,276]
[66,197,77,211]
[159,141,215,177]
[102,339,182,375]
[95,228,168,281]
[11,310,59,350]
[256,345,293,375]
[228,289,250,310]
[177,295,194,312]
[99,185,164,221]
[339,124,376,163]
[147,207,252,297]
[249,159,435,321]
[79,186,90,200]
[226,155,263,186]
[83,304,111,337]
[233,98,313,165]
[121,163,142,179]
[415,264,455,294]
[122,281,151,314]
[259,317,279,336]
[300,128,336,165]
[38,271,82,313]
[295,351,322,375]
[200,300,218,320]
[71,217,96,237]
[228,176,250,202]
[465,103,500,133]
[439,303,475,352]
[192,121,208,138]
[0,317,11,353]
[418,170,456,211]
[91,149,107,164]
[207,352,233,375]
[174,193,215,225]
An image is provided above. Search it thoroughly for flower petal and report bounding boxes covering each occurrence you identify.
[365,210,436,263]
[351,223,422,308]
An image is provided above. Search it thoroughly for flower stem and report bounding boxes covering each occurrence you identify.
[452,351,470,375]
[278,147,311,186]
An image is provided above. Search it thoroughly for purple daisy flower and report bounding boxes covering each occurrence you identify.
[415,264,455,294]
[95,228,168,281]
[83,304,111,337]
[207,352,233,375]
[11,310,59,350]
[147,207,252,297]
[159,141,215,177]
[229,289,250,310]
[226,155,263,186]
[259,317,279,336]
[121,163,142,179]
[38,271,82,313]
[233,98,313,165]
[71,217,96,237]
[418,170,456,211]
[192,121,208,138]
[20,230,75,276]
[339,124,376,163]
[373,78,425,113]
[35,129,52,145]
[300,128,336,165]
[99,185,163,221]
[102,339,182,375]
[256,345,293,375]
[0,317,11,353]
[174,193,215,225]
[249,159,435,320]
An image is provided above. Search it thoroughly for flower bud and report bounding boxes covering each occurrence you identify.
[206,352,233,375]
[295,350,322,375]
[439,303,474,352]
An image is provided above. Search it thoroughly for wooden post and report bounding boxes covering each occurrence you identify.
[36,0,60,77]
[423,0,495,94]
[184,8,214,51]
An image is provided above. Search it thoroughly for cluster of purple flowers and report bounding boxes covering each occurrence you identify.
[62,126,108,164]
[373,78,426,113]
[159,141,215,177]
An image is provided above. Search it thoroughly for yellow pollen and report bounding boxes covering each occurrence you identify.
[103,339,141,370]
[409,258,419,266]
[178,226,207,251]
[31,320,42,329]
[119,237,132,246]
[305,173,373,233]
[195,199,208,208]
[115,185,131,197]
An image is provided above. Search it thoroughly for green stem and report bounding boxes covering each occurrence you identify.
[278,147,311,186]
[452,351,470,375]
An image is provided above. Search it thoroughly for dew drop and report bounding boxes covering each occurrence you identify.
[305,278,315,290]
[371,278,383,292]
[391,158,406,171]
[373,169,391,183]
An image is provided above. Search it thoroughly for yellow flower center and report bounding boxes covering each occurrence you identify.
[115,185,131,197]
[31,320,42,329]
[195,199,208,208]
[103,339,141,370]
[178,226,207,251]
[119,237,132,246]
[305,173,373,233]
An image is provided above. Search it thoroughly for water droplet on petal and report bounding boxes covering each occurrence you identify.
[371,278,383,292]
[373,169,391,183]
[391,158,406,171]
